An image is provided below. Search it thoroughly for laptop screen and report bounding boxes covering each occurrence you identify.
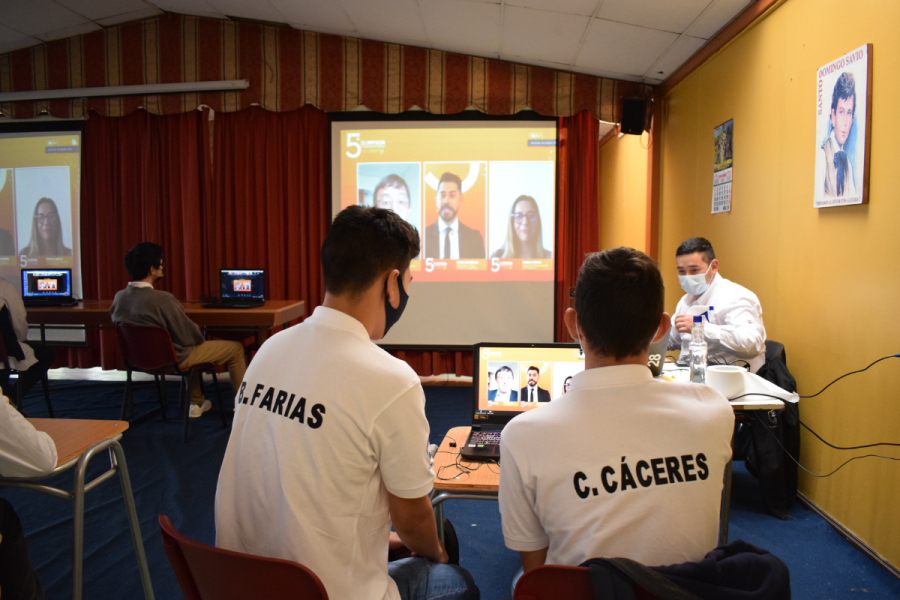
[473,342,585,426]
[220,269,265,300]
[22,269,72,298]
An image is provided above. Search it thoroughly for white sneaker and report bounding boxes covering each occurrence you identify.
[189,400,212,418]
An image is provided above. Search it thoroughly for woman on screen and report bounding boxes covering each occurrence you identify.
[491,195,552,260]
[19,197,71,258]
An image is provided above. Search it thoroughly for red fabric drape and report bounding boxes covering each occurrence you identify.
[554,111,601,342]
[208,106,329,325]
[60,108,212,368]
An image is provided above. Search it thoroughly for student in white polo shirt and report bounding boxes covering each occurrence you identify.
[215,206,478,600]
[499,247,734,576]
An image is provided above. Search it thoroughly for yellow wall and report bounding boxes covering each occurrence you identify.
[659,0,900,567]
[599,133,649,252]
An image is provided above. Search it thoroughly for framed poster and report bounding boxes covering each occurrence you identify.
[712,119,733,214]
[814,44,872,208]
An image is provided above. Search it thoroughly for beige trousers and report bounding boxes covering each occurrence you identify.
[178,340,246,405]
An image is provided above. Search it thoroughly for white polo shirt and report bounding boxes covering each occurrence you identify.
[499,364,734,568]
[215,306,435,600]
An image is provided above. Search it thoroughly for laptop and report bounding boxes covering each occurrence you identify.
[460,342,584,462]
[21,269,77,307]
[203,269,266,309]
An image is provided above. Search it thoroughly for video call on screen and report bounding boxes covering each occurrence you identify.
[221,270,264,298]
[331,120,558,346]
[24,270,70,296]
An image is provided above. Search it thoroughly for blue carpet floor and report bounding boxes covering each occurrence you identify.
[5,381,900,599]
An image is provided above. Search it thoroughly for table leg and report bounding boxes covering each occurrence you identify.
[111,441,155,600]
[719,459,733,546]
[434,496,445,542]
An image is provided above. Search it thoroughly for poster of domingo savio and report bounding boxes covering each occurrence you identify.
[814,44,872,208]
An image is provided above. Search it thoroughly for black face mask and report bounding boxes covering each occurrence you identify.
[382,274,409,338]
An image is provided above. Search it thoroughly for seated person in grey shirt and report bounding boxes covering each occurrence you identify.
[110,242,246,418]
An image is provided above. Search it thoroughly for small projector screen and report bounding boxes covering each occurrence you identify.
[0,126,83,342]
[331,120,557,346]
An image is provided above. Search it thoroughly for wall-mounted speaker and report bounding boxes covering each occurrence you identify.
[620,97,647,135]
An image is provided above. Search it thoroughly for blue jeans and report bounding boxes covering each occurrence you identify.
[389,557,480,600]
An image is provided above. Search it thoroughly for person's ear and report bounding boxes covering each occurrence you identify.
[385,269,401,308]
[651,312,672,344]
[564,308,579,342]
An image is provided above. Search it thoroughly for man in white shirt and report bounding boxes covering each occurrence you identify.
[0,277,55,405]
[423,173,485,259]
[500,247,734,575]
[215,206,478,600]
[0,392,58,599]
[668,237,767,373]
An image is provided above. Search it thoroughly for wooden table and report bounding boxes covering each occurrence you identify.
[29,417,129,467]
[27,299,306,344]
[0,419,154,600]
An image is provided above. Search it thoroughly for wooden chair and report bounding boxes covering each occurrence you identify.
[114,325,227,442]
[158,515,329,600]
[514,565,661,600]
[0,306,53,417]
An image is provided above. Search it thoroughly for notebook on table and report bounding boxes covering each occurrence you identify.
[203,269,266,309]
[460,342,585,462]
[21,269,76,307]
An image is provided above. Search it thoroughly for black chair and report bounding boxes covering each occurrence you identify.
[115,325,227,442]
[0,306,53,417]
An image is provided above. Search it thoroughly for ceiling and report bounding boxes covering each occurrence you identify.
[0,0,753,85]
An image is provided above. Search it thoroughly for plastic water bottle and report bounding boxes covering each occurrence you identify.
[689,316,707,384]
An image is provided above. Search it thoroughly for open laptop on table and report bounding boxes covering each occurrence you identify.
[203,269,266,309]
[460,342,585,462]
[21,268,77,307]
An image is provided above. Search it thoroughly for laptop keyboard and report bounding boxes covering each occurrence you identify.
[469,430,501,445]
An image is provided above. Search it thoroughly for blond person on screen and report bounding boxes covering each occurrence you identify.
[19,198,71,258]
[491,195,552,260]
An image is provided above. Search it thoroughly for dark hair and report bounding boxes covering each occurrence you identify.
[527,366,539,374]
[373,174,410,203]
[322,206,420,297]
[831,72,856,115]
[675,237,715,264]
[124,242,164,281]
[495,366,513,379]
[574,247,664,360]
[438,172,462,192]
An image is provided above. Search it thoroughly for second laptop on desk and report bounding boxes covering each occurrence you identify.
[460,342,584,462]
[203,269,266,309]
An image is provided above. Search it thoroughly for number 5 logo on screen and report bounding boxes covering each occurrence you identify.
[425,258,434,273]
[346,133,361,158]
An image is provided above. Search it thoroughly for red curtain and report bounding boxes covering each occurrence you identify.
[59,108,212,368]
[207,106,329,325]
[554,111,600,343]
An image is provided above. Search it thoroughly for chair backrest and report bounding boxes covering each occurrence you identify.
[115,325,181,372]
[158,515,329,600]
[514,565,660,600]
[0,305,23,363]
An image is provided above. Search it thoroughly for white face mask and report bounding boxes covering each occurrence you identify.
[678,264,712,296]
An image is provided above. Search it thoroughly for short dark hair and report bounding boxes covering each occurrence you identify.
[831,72,856,115]
[527,366,539,374]
[373,174,410,202]
[322,206,420,297]
[124,242,163,281]
[574,247,664,360]
[438,172,462,192]
[495,366,513,379]
[675,237,715,264]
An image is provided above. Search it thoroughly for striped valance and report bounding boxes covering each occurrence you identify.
[0,13,645,120]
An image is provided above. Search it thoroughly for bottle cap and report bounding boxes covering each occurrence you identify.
[693,316,702,323]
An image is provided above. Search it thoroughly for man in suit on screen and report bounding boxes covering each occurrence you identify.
[488,366,517,403]
[520,366,550,403]
[424,173,485,259]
